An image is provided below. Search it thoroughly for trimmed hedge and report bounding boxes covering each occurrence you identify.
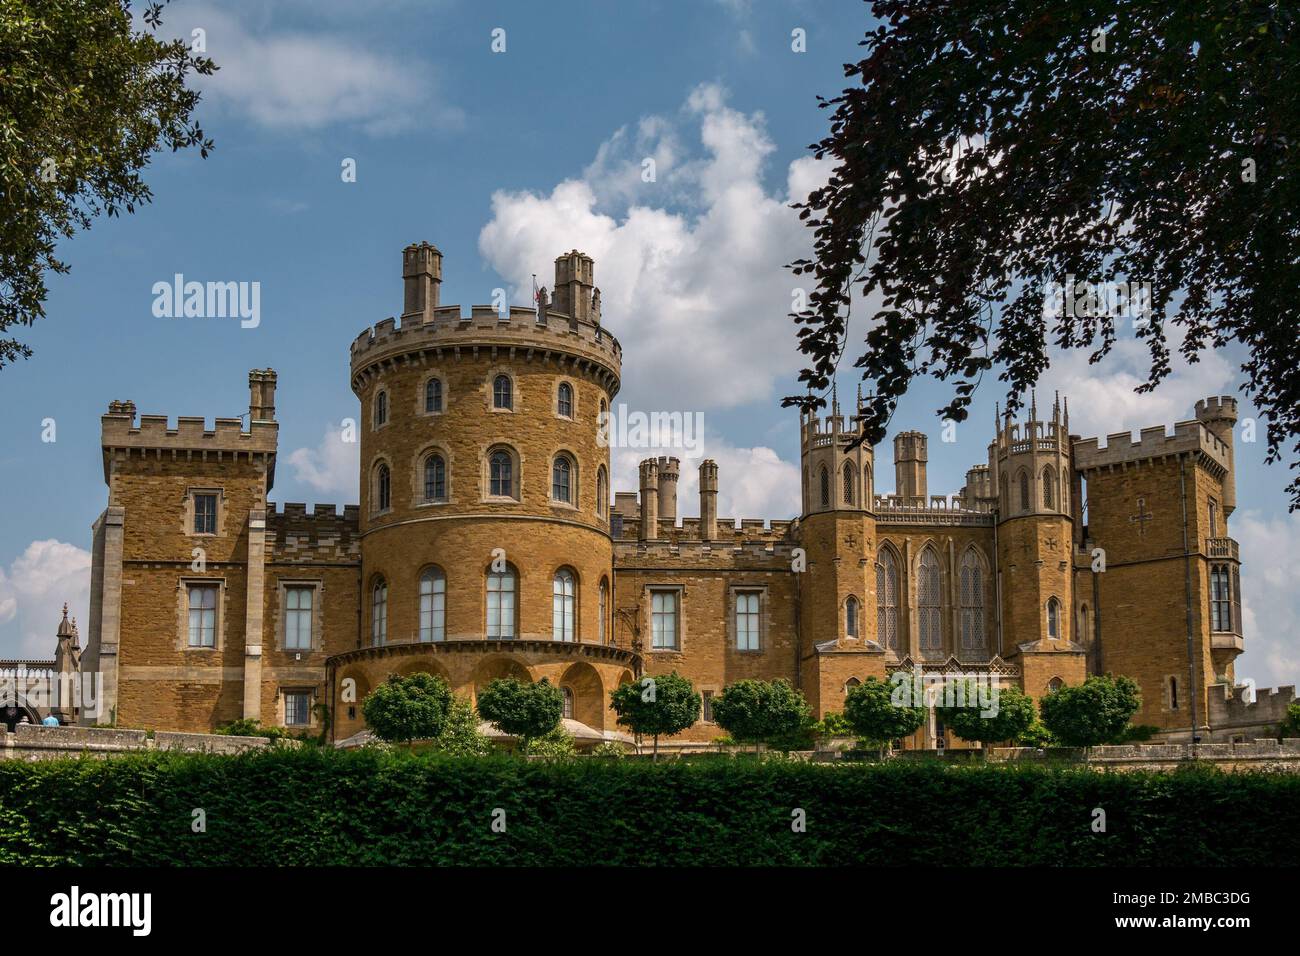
[0,748,1296,865]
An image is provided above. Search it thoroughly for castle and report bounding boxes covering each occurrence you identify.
[78,243,1293,747]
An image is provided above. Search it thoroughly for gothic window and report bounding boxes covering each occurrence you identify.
[489,448,516,498]
[864,462,873,503]
[1042,466,1055,509]
[557,382,574,418]
[374,389,388,427]
[486,565,517,638]
[419,567,446,642]
[493,374,513,410]
[375,463,391,512]
[552,455,574,504]
[598,578,609,644]
[423,453,447,501]
[371,579,387,646]
[552,568,576,642]
[844,677,862,693]
[842,461,854,505]
[876,548,900,651]
[959,549,985,653]
[596,466,608,517]
[918,548,942,656]
[845,596,860,638]
[1047,677,1064,694]
[562,686,574,719]
[1047,597,1061,639]
[819,467,830,508]
[1018,470,1030,512]
[1208,498,1219,538]
[425,378,443,413]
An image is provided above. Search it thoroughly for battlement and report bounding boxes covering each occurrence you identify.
[101,403,278,460]
[1208,682,1296,730]
[801,411,869,448]
[1195,395,1239,422]
[266,502,361,564]
[1072,418,1231,474]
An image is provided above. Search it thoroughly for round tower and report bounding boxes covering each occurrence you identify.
[1195,395,1238,516]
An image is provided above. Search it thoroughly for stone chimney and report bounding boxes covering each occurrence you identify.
[639,458,659,541]
[699,459,718,540]
[656,456,680,530]
[248,369,277,422]
[552,250,594,328]
[402,241,442,323]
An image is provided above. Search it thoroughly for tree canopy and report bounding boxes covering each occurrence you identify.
[789,1,1300,506]
[1,0,215,368]
[934,679,1036,749]
[475,677,563,751]
[1037,674,1142,747]
[609,672,700,756]
[710,678,811,751]
[362,672,454,745]
[843,676,926,748]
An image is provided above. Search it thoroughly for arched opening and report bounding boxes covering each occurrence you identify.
[845,595,860,638]
[918,546,942,657]
[876,545,900,652]
[557,382,574,418]
[559,661,605,730]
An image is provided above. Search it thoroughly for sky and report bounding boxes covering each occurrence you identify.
[0,0,1295,693]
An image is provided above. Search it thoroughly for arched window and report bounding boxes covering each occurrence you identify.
[423,453,446,502]
[863,462,873,503]
[552,568,576,642]
[489,449,514,498]
[842,461,855,505]
[1000,472,1008,513]
[845,596,860,638]
[374,390,388,427]
[819,467,830,508]
[425,378,443,413]
[844,677,862,692]
[375,463,391,512]
[493,374,513,410]
[1079,603,1090,643]
[1047,677,1064,694]
[1042,466,1055,509]
[918,547,942,656]
[1018,470,1030,512]
[598,578,608,644]
[596,466,608,518]
[371,579,387,646]
[959,548,985,653]
[557,382,573,417]
[486,565,517,638]
[1047,597,1061,639]
[419,568,446,642]
[552,455,573,504]
[1208,498,1219,537]
[876,548,899,651]
[562,686,574,719]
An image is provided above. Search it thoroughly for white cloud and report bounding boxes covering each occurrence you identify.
[0,541,92,660]
[286,424,360,498]
[186,7,461,135]
[478,84,831,412]
[1233,509,1300,692]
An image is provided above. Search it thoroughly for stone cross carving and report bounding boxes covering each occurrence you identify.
[1129,497,1154,536]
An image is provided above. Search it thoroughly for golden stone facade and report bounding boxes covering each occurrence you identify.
[79,242,1289,746]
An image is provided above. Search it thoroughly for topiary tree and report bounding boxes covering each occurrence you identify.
[609,672,700,758]
[843,676,926,755]
[475,677,563,754]
[523,725,577,761]
[934,678,1035,754]
[1038,674,1142,750]
[362,672,454,745]
[710,679,811,754]
[429,696,491,757]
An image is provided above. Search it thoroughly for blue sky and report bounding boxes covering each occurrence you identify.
[0,0,1295,693]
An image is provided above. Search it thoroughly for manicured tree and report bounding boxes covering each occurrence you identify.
[1038,674,1142,750]
[609,672,700,758]
[711,679,811,754]
[361,672,454,745]
[475,677,563,754]
[934,678,1035,754]
[843,676,926,755]
[430,696,491,757]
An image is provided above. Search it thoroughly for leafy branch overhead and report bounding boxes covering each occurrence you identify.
[787,1,1300,506]
[0,0,215,367]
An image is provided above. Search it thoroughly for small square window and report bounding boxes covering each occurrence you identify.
[194,494,218,534]
[284,691,311,726]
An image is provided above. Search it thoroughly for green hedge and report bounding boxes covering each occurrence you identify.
[0,749,1295,865]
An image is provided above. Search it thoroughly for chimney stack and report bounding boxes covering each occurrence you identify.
[402,242,442,323]
[656,456,680,530]
[699,459,718,540]
[638,459,659,541]
[248,369,277,422]
[552,250,595,328]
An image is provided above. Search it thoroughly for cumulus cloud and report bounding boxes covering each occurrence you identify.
[184,6,461,135]
[1232,510,1300,692]
[0,541,92,660]
[286,424,360,498]
[478,84,831,412]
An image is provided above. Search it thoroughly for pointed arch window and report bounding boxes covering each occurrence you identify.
[1018,470,1030,512]
[557,382,574,418]
[1047,597,1062,639]
[374,390,388,427]
[598,578,608,644]
[959,549,986,653]
[845,596,860,638]
[819,467,830,508]
[842,461,855,505]
[918,548,942,656]
[552,455,573,504]
[1042,466,1055,509]
[493,374,513,410]
[562,685,575,719]
[375,463,391,512]
[371,579,387,646]
[596,466,608,517]
[489,449,515,498]
[425,378,443,413]
[486,566,517,638]
[864,462,874,503]
[876,548,899,651]
[552,568,576,642]
[419,568,446,642]
[424,453,447,502]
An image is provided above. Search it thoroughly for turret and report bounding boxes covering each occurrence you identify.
[1195,396,1238,516]
[553,250,595,328]
[248,368,277,422]
[639,458,660,541]
[699,459,718,540]
[657,456,680,528]
[798,387,875,516]
[893,432,928,502]
[402,241,442,323]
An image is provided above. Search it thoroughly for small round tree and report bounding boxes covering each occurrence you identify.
[935,678,1035,754]
[711,679,811,754]
[431,696,492,757]
[843,676,926,755]
[362,672,454,745]
[609,672,700,758]
[1038,674,1142,750]
[475,677,564,753]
